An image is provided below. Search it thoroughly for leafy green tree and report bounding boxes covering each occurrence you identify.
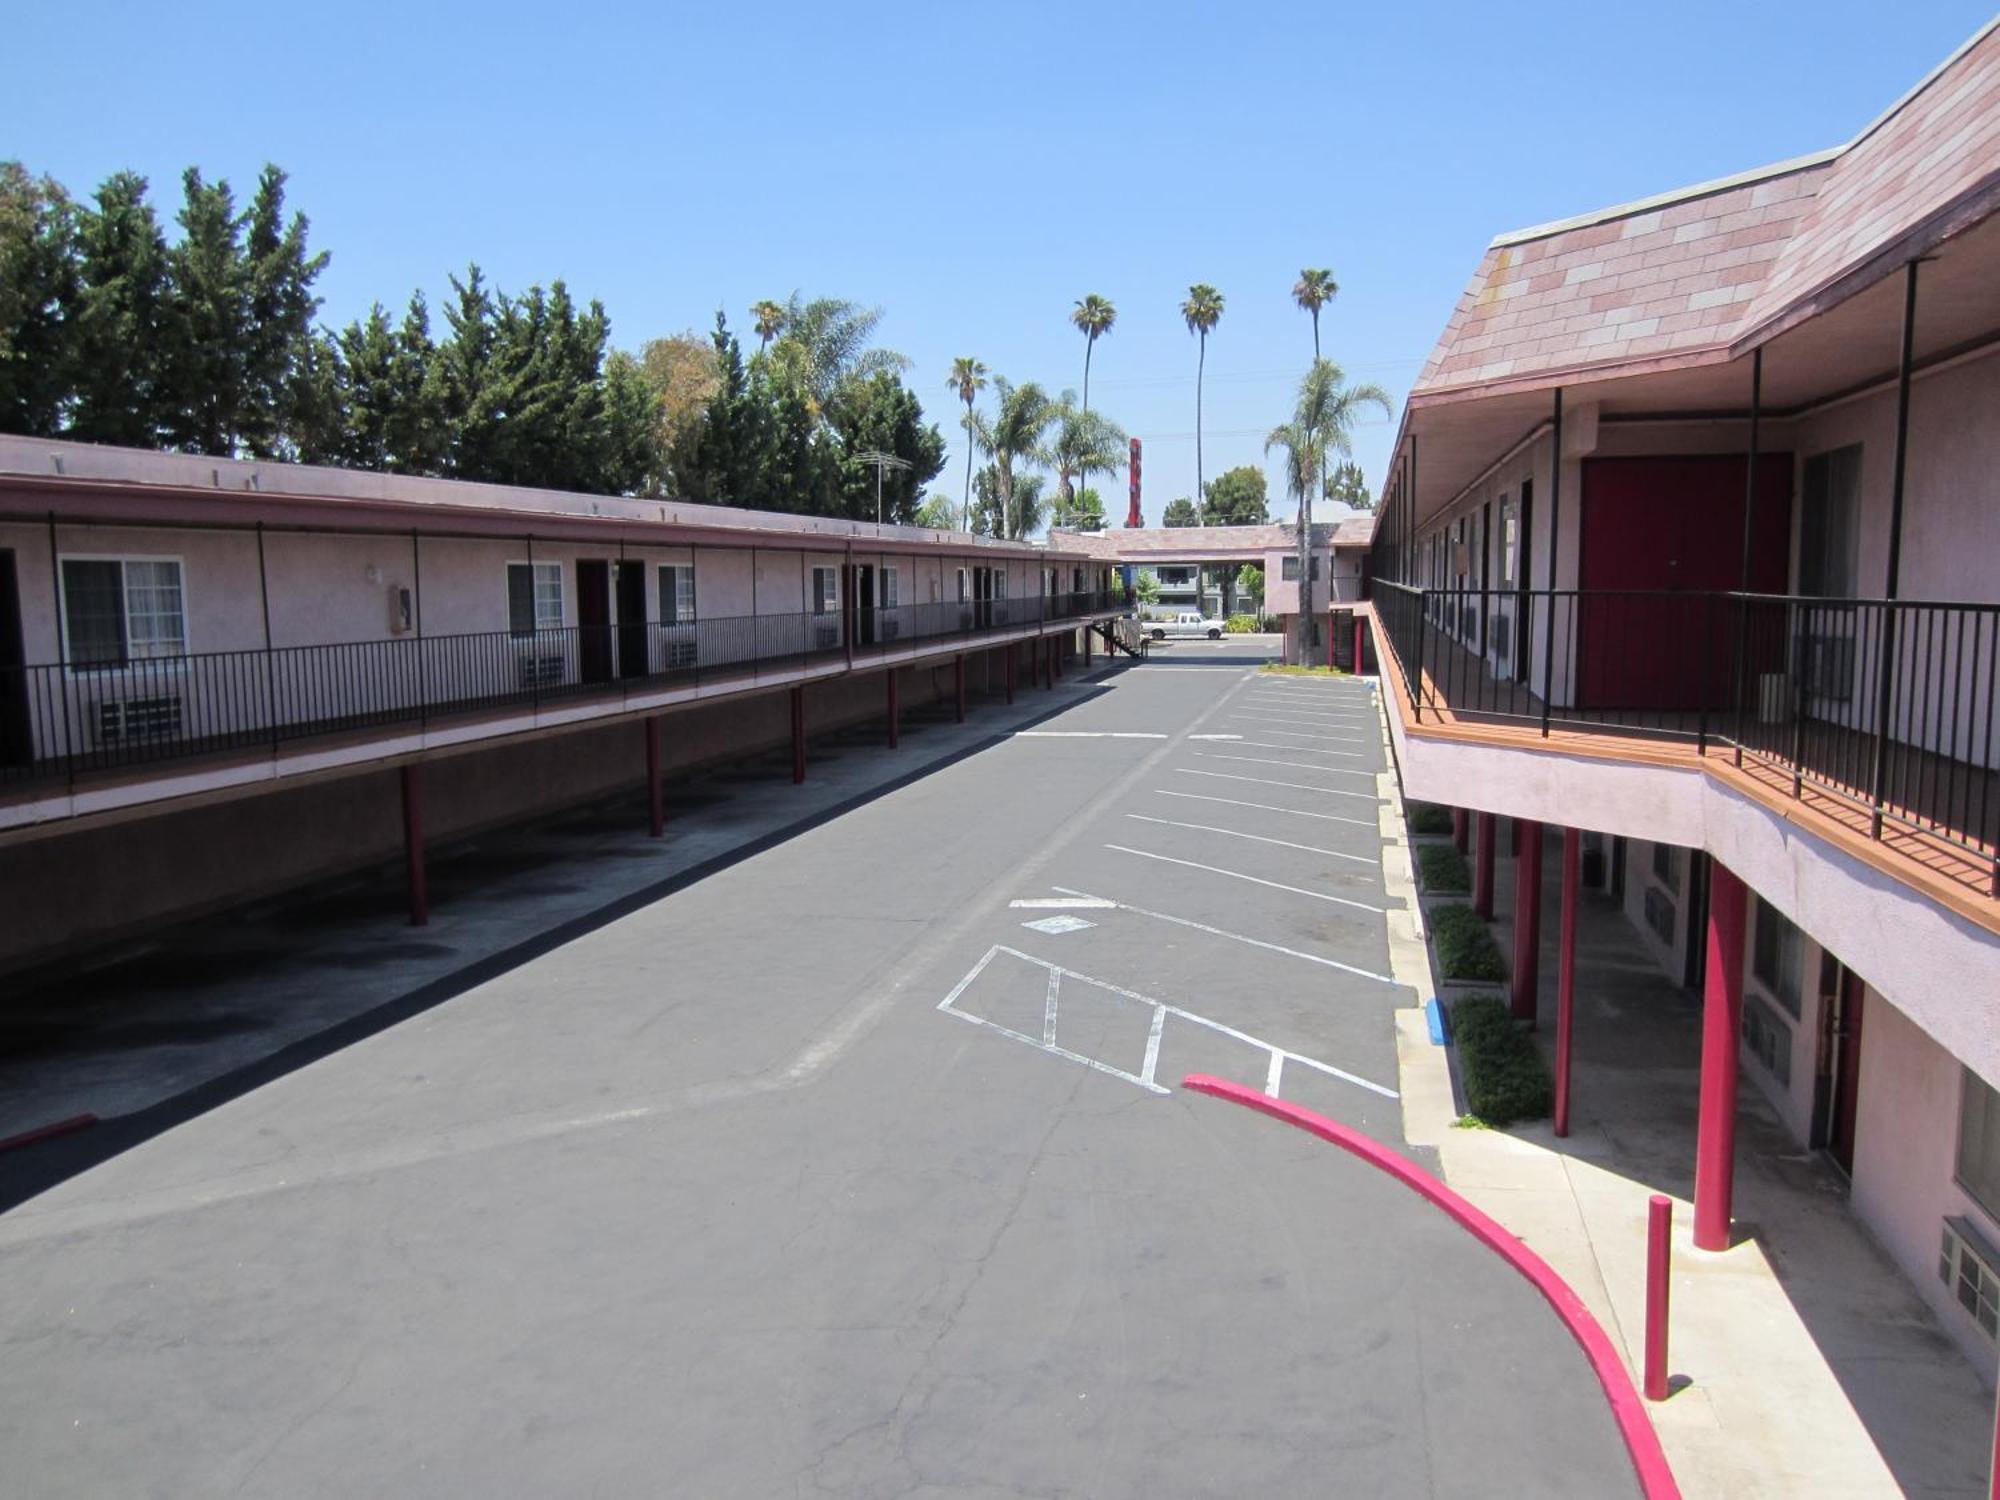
[0,162,77,438]
[679,314,776,507]
[750,298,785,351]
[640,329,721,494]
[1236,563,1264,602]
[833,370,947,524]
[914,492,958,530]
[1134,569,1161,607]
[970,463,1046,538]
[969,377,1054,539]
[946,355,987,530]
[1327,459,1373,511]
[238,166,328,457]
[67,171,170,446]
[1070,293,1115,410]
[1162,496,1198,527]
[1180,283,1223,514]
[1063,486,1106,531]
[1201,464,1268,525]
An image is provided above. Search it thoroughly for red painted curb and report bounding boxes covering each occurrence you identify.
[1182,1074,1682,1500]
[0,1112,99,1154]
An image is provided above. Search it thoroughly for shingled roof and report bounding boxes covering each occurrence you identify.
[1414,17,1999,402]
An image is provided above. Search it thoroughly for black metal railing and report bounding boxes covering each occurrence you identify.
[0,590,1128,789]
[1374,580,2000,893]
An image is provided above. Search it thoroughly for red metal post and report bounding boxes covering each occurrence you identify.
[1043,637,1054,691]
[887,669,900,748]
[954,654,966,723]
[1510,820,1543,1022]
[1353,616,1366,674]
[1644,1194,1672,1401]
[1083,626,1092,667]
[645,718,664,837]
[400,763,428,927]
[1555,826,1580,1137]
[1694,859,1748,1250]
[1005,642,1016,704]
[1473,812,1496,920]
[790,685,806,785]
[1452,807,1469,854]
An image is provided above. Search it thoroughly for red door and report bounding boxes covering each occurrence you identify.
[1577,455,1792,709]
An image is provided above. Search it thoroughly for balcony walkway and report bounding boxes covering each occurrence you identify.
[1376,605,2000,928]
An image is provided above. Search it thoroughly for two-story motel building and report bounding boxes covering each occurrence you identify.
[0,438,1125,973]
[1368,17,2000,1382]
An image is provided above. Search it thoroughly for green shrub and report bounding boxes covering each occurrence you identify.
[1417,842,1471,894]
[1406,802,1453,836]
[1449,994,1554,1126]
[1224,614,1260,634]
[1429,903,1505,982]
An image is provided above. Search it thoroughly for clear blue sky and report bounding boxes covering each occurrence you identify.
[5,0,1991,524]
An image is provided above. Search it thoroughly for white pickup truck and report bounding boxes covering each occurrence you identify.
[1148,611,1225,641]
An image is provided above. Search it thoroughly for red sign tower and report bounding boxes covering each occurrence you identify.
[1126,438,1143,528]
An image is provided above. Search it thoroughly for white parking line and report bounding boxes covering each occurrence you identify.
[938,943,1399,1096]
[1239,705,1372,722]
[1227,739,1366,757]
[1195,752,1377,783]
[1177,767,1381,799]
[1048,885,1397,986]
[1124,813,1378,864]
[1154,789,1378,829]
[1103,844,1387,914]
[1010,897,1118,909]
[1013,731,1168,739]
[1227,719,1368,743]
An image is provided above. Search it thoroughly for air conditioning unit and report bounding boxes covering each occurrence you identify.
[96,695,182,744]
[666,639,697,670]
[518,655,565,689]
[813,622,841,651]
[1941,1217,1999,1342]
[882,617,902,641]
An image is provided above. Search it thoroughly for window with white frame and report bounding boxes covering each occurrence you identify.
[1958,1070,2000,1226]
[61,557,186,667]
[993,569,1006,598]
[657,564,696,625]
[507,562,563,637]
[881,566,899,609]
[811,566,840,614]
[1751,896,1803,1018]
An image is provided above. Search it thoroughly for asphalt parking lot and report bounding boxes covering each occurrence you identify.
[0,637,1638,1497]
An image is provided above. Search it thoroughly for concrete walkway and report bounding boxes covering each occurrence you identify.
[1391,815,1996,1498]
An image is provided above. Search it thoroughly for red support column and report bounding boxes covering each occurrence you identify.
[954,654,966,723]
[400,763,428,927]
[1452,807,1469,854]
[1353,616,1366,674]
[1043,637,1053,691]
[790,685,806,785]
[886,669,900,748]
[1644,1194,1673,1401]
[1510,819,1543,1023]
[1694,859,1748,1251]
[1005,642,1016,704]
[645,718,664,838]
[1083,627,1092,667]
[1054,634,1064,679]
[1473,812,1496,920]
[1554,826,1580,1137]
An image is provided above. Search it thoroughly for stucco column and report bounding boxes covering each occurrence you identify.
[1695,859,1748,1251]
[400,763,428,927]
[1510,820,1543,1022]
[646,718,664,837]
[790,686,806,785]
[1005,642,1016,704]
[1473,813,1496,920]
[1555,827,1580,1137]
[1452,807,1469,854]
[954,655,966,723]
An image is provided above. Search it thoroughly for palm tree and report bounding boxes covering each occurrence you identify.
[1070,294,1116,411]
[1292,269,1338,359]
[946,356,988,531]
[968,377,1055,540]
[1181,284,1224,520]
[767,293,909,425]
[1269,359,1393,664]
[751,299,786,352]
[1046,391,1127,528]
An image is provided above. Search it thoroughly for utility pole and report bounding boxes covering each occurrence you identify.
[854,450,913,526]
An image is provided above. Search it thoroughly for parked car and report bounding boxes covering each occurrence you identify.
[1150,610,1225,640]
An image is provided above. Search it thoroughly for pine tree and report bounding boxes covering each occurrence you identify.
[238,166,327,457]
[159,168,248,455]
[67,171,170,447]
[0,162,78,437]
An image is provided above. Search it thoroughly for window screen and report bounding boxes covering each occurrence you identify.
[62,560,128,666]
[1958,1071,2000,1224]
